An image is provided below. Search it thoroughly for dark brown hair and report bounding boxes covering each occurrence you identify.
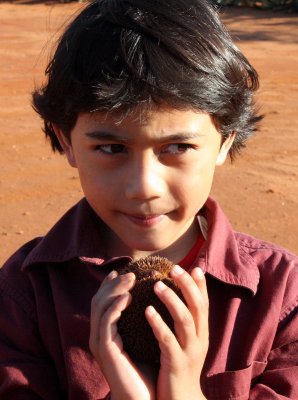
[32,0,262,159]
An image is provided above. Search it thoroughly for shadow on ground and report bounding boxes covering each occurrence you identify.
[2,1,298,43]
[221,6,298,43]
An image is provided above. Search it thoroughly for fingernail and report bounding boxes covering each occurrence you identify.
[147,305,157,316]
[107,270,117,279]
[193,267,204,279]
[172,264,184,275]
[123,272,135,282]
[155,281,167,292]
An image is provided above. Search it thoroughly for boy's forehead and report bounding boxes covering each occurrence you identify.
[87,105,209,127]
[77,107,217,140]
[89,104,173,125]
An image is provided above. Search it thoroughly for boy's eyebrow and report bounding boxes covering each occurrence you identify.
[85,130,205,142]
[86,131,130,142]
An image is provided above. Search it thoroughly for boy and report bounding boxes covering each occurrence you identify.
[0,0,297,399]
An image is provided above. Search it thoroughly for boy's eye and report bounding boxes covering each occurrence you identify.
[161,143,195,154]
[96,144,127,154]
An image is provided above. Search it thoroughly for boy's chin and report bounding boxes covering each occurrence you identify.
[115,236,172,255]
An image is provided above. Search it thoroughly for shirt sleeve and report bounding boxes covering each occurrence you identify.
[0,275,64,399]
[0,255,112,400]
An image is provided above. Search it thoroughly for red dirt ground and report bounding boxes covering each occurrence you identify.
[0,2,297,265]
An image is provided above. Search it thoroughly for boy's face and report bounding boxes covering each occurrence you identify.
[55,107,234,262]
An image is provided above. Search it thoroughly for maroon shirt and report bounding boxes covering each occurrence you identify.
[0,197,297,399]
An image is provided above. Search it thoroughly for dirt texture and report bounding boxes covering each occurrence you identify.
[0,2,297,265]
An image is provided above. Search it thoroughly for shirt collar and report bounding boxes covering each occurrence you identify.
[22,197,259,294]
[196,198,260,295]
[22,198,111,269]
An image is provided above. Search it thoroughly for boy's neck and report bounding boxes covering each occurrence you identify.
[106,218,201,264]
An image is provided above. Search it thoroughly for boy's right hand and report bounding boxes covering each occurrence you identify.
[89,271,156,400]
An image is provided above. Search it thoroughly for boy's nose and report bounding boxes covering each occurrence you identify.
[125,157,167,201]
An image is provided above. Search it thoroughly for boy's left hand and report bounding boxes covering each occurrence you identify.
[145,265,209,400]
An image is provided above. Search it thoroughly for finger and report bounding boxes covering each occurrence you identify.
[153,280,195,348]
[145,305,181,364]
[91,272,135,318]
[90,291,131,356]
[190,267,209,336]
[191,267,208,307]
[100,292,132,344]
[170,265,207,335]
[90,273,135,348]
[104,269,118,282]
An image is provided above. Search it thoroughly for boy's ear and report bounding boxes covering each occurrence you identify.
[52,124,77,168]
[216,133,236,166]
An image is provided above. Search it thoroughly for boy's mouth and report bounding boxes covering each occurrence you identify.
[121,213,166,227]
